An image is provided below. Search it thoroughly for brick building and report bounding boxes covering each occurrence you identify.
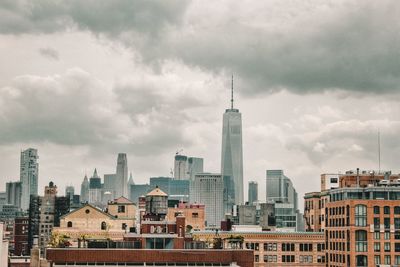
[13,217,29,256]
[167,202,206,231]
[192,231,326,266]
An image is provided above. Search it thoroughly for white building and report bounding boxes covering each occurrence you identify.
[191,173,224,228]
[20,148,39,210]
[320,173,340,191]
[221,80,244,212]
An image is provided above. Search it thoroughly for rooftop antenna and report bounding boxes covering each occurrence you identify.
[231,74,234,109]
[378,130,381,173]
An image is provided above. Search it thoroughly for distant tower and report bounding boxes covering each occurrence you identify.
[20,148,39,210]
[187,157,204,182]
[221,76,244,212]
[116,153,128,198]
[174,154,188,180]
[65,185,75,204]
[80,174,89,203]
[248,181,258,204]
[127,172,134,200]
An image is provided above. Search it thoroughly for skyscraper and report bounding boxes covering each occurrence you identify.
[187,157,204,182]
[115,153,128,198]
[191,173,224,228]
[80,174,89,203]
[221,77,243,212]
[103,174,116,199]
[6,181,22,209]
[248,181,258,204]
[174,154,188,180]
[20,148,39,210]
[266,170,300,231]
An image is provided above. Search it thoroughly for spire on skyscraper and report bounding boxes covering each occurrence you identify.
[231,74,234,109]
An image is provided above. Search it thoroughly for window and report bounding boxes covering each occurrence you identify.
[395,218,400,230]
[374,255,381,265]
[384,232,390,240]
[67,221,72,228]
[374,206,380,214]
[384,218,390,230]
[356,255,367,267]
[374,242,380,252]
[118,205,125,213]
[384,206,390,214]
[254,255,259,262]
[384,255,391,265]
[395,243,400,252]
[263,243,277,251]
[263,255,277,262]
[395,255,400,265]
[281,243,295,251]
[101,221,107,230]
[384,242,390,252]
[192,212,199,218]
[282,255,295,263]
[299,255,313,263]
[300,243,312,251]
[395,206,400,214]
[355,230,367,252]
[374,231,380,240]
[122,223,127,230]
[246,243,259,250]
[355,205,367,227]
[374,218,380,230]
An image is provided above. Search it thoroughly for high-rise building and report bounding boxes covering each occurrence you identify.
[20,148,39,210]
[191,173,224,228]
[266,170,300,231]
[127,172,134,200]
[28,182,70,252]
[248,181,258,204]
[80,174,89,203]
[187,157,204,182]
[104,174,116,199]
[6,181,22,209]
[115,153,128,198]
[88,169,102,206]
[65,185,74,204]
[174,154,188,180]
[221,78,243,212]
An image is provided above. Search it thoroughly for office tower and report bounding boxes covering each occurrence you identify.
[89,169,102,206]
[248,181,258,204]
[65,185,74,204]
[221,78,243,212]
[129,183,151,204]
[28,182,69,252]
[187,157,204,182]
[6,181,22,209]
[127,172,134,200]
[266,170,299,231]
[103,174,116,199]
[174,154,188,180]
[191,173,224,228]
[20,148,39,210]
[115,153,128,198]
[80,174,89,203]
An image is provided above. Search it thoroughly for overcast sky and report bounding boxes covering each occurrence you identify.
[1,1,400,206]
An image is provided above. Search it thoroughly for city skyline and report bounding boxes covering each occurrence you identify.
[1,1,400,206]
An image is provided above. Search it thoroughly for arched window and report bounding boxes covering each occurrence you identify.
[355,230,367,252]
[384,206,390,214]
[101,221,107,230]
[67,221,72,228]
[373,206,380,214]
[355,205,367,227]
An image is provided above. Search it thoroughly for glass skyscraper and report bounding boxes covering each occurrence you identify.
[221,80,243,212]
[20,148,39,211]
[115,153,128,198]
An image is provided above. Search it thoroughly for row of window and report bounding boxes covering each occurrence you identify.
[255,255,320,263]
[245,242,324,252]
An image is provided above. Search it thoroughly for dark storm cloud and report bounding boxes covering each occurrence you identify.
[1,1,399,95]
[0,0,188,35]
[39,47,59,60]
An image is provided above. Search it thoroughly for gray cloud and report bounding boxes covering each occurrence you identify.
[39,47,59,60]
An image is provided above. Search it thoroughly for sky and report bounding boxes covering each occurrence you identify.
[1,0,400,207]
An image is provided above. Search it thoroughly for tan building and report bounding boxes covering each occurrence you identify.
[53,197,136,245]
[192,231,325,266]
[304,191,329,232]
[167,202,205,231]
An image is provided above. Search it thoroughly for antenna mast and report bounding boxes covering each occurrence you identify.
[378,130,381,173]
[231,75,234,109]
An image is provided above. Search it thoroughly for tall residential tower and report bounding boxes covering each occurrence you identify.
[20,148,39,210]
[221,77,243,212]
